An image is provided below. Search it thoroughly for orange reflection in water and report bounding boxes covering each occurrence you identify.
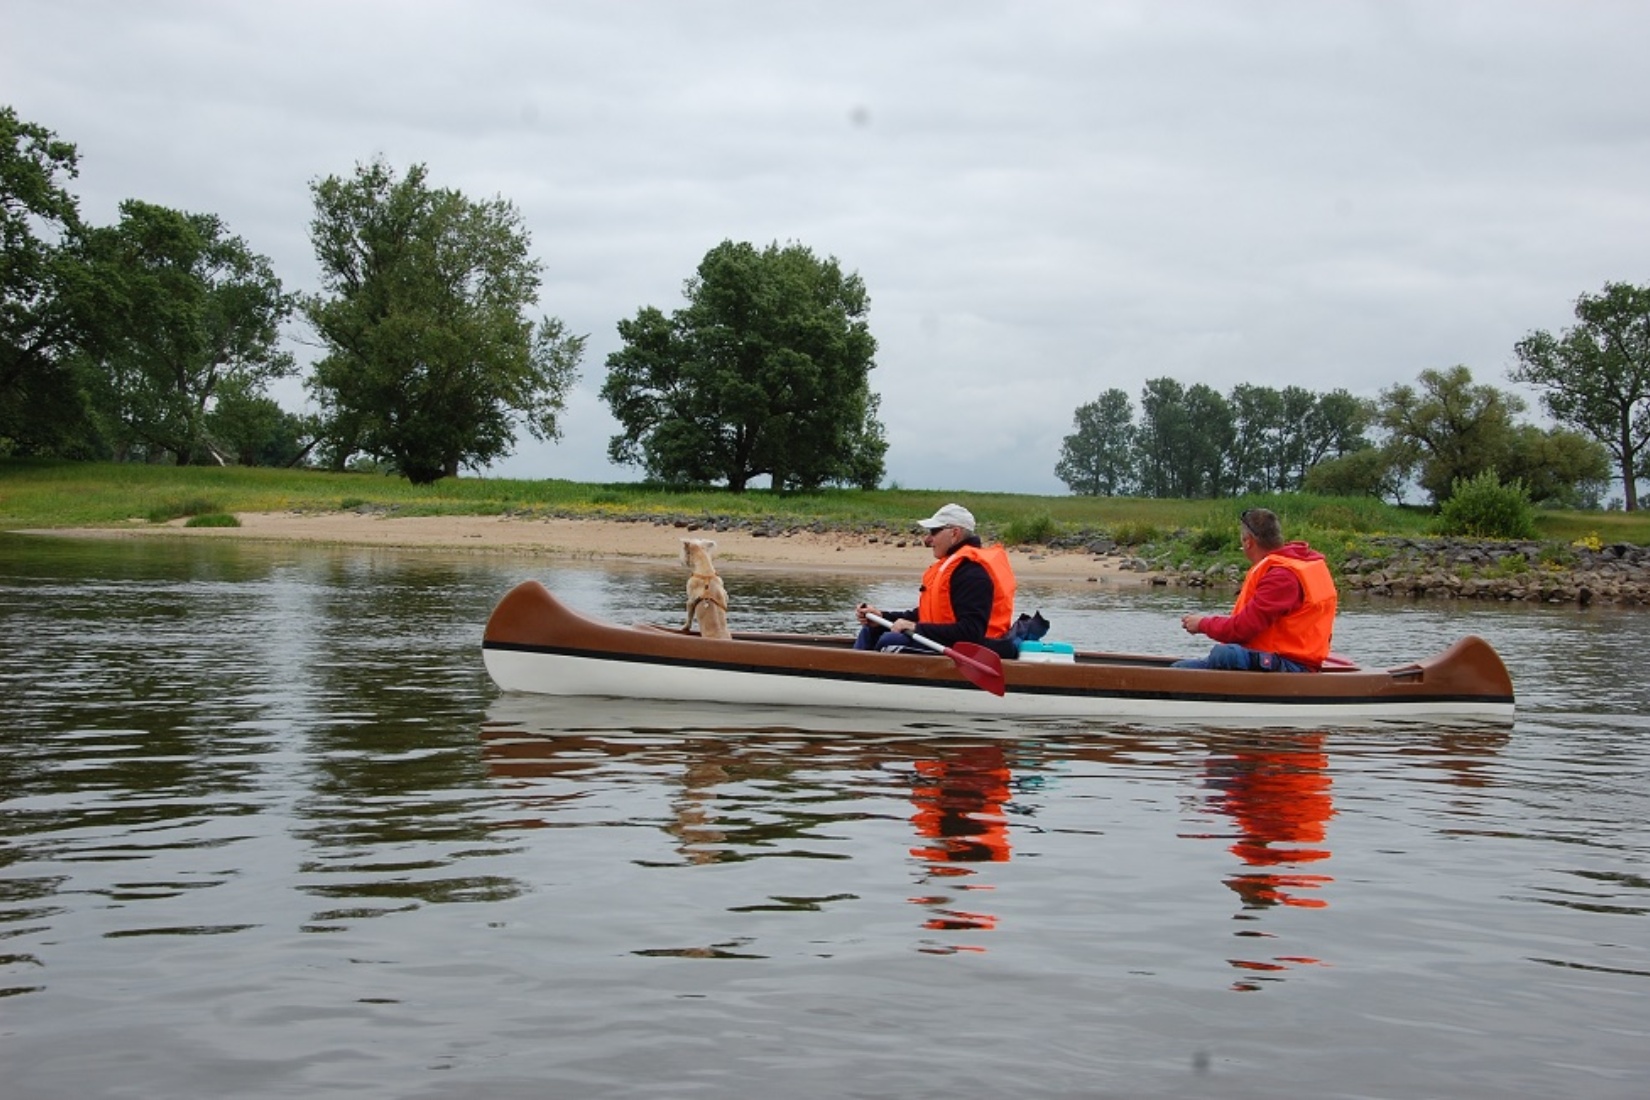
[907,745,1012,951]
[1204,733,1335,989]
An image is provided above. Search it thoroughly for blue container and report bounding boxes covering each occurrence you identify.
[1018,640,1076,662]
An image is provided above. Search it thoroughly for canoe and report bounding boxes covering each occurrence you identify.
[481,581,1515,726]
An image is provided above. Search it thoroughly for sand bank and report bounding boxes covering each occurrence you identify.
[44,510,1143,584]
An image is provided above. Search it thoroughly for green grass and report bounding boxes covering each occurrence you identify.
[4,459,1647,556]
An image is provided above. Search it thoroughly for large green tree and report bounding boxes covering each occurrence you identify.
[205,374,313,467]
[1055,388,1136,495]
[303,159,583,484]
[1502,424,1611,509]
[1135,377,1190,499]
[1136,378,1232,498]
[601,239,884,492]
[1511,282,1650,511]
[1304,389,1376,467]
[76,200,292,464]
[1377,365,1525,504]
[1225,383,1285,494]
[0,106,94,454]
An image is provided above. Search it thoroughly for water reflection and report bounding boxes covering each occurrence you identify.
[474,697,1517,974]
[1199,733,1336,990]
[906,745,1013,951]
[1208,733,1335,910]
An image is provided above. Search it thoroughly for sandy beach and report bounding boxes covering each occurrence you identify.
[45,510,1143,585]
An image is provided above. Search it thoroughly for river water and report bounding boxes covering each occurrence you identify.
[2,533,1646,1099]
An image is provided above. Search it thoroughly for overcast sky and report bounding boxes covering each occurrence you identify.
[6,0,1648,494]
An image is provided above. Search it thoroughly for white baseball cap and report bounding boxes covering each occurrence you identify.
[917,503,975,531]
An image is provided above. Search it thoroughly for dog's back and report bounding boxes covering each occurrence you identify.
[680,538,732,640]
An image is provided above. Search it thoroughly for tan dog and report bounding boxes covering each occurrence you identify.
[679,537,731,640]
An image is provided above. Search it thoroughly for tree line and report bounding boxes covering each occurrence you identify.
[1058,286,1650,510]
[2,106,884,489]
[8,103,1646,504]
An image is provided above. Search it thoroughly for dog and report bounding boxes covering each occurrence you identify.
[679,537,731,640]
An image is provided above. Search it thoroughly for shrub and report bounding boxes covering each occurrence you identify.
[1110,520,1161,547]
[1001,512,1059,546]
[1537,544,1575,568]
[1189,526,1236,554]
[1435,470,1536,539]
[147,496,222,523]
[184,512,241,528]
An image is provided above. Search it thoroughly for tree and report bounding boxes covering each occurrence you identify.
[1303,388,1375,466]
[76,200,293,464]
[1511,282,1650,511]
[601,239,883,492]
[1226,383,1285,494]
[205,375,313,467]
[1301,446,1405,501]
[1271,385,1319,491]
[1134,378,1233,498]
[1055,388,1136,495]
[0,106,95,455]
[1502,424,1611,509]
[1135,377,1190,498]
[303,159,583,484]
[1377,365,1525,504]
[1183,383,1234,497]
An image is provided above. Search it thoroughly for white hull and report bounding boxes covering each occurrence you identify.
[483,647,1515,727]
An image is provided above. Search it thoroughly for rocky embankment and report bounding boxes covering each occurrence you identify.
[1136,536,1650,607]
[539,512,1650,607]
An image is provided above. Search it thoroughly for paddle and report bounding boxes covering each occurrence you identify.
[865,613,1007,696]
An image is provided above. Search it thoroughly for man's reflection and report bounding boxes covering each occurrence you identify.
[907,744,1012,949]
[1205,733,1334,989]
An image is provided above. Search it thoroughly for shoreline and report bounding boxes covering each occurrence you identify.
[26,510,1145,585]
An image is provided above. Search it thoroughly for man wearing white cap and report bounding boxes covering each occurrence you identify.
[854,503,1018,653]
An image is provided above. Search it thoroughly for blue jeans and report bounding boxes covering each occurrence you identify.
[1172,643,1310,672]
[854,625,916,651]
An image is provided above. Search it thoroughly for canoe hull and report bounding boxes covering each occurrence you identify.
[482,581,1515,726]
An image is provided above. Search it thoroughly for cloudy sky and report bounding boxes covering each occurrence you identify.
[6,0,1648,494]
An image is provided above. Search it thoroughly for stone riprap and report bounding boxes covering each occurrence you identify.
[1152,536,1650,607]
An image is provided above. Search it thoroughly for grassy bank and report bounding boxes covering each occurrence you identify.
[4,459,1647,570]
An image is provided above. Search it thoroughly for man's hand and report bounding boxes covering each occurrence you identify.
[1180,613,1204,635]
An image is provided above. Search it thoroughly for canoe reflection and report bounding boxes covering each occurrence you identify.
[478,697,1507,970]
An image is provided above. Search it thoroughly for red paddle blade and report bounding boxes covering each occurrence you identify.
[946,642,1006,696]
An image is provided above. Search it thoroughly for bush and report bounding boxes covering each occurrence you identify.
[1435,471,1536,539]
[1001,512,1059,546]
[1189,526,1236,553]
[147,496,223,522]
[1110,520,1161,547]
[1537,544,1575,568]
[184,512,241,528]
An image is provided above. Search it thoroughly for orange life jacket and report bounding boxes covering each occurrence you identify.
[917,543,1017,638]
[1235,553,1338,667]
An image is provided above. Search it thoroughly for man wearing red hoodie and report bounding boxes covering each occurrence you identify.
[1173,508,1338,672]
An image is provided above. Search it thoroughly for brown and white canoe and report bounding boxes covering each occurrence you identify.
[482,581,1515,727]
